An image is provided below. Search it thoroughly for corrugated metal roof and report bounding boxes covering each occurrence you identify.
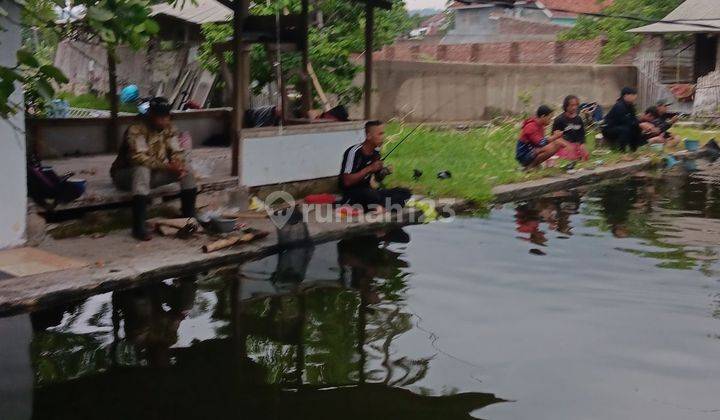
[629,0,720,34]
[151,0,232,25]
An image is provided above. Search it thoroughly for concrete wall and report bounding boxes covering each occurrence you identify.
[241,122,364,187]
[370,60,638,122]
[0,3,27,248]
[54,37,197,96]
[29,108,230,158]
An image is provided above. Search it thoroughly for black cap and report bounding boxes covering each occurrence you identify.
[536,105,554,117]
[619,87,637,99]
[148,97,172,116]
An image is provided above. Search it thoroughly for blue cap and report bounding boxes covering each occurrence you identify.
[120,85,139,103]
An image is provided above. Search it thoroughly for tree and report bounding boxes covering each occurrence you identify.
[75,0,161,146]
[560,0,684,63]
[0,0,68,118]
[198,0,415,107]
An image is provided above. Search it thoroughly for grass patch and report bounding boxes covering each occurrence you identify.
[57,92,138,114]
[381,122,717,203]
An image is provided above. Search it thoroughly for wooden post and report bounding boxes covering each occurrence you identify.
[300,0,312,116]
[107,47,119,152]
[231,0,249,179]
[363,2,374,120]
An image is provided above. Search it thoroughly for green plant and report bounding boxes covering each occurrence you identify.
[560,0,683,63]
[0,0,68,117]
[199,0,416,106]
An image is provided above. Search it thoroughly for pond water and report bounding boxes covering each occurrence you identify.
[1,161,720,420]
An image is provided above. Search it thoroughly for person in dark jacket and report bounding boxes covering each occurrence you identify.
[602,87,642,152]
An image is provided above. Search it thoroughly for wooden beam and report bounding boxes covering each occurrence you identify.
[300,0,312,116]
[231,0,249,179]
[307,62,331,111]
[363,1,374,119]
[106,47,119,152]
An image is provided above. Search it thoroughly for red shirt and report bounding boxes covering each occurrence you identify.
[519,117,547,146]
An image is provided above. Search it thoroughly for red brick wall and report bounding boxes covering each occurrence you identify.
[476,43,513,63]
[496,16,566,36]
[445,44,473,62]
[555,39,604,64]
[375,38,608,65]
[517,41,556,64]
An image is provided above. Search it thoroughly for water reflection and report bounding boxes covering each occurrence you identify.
[514,160,720,275]
[25,230,503,420]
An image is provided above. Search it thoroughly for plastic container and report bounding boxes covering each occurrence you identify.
[664,155,678,168]
[212,218,237,233]
[684,139,700,152]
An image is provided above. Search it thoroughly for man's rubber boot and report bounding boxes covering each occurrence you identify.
[180,188,197,218]
[132,195,151,241]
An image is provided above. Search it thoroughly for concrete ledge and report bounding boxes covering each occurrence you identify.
[0,212,419,316]
[492,150,706,203]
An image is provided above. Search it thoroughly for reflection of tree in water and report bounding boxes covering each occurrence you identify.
[584,170,720,275]
[27,230,504,419]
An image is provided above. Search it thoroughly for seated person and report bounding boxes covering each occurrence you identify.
[110,97,197,241]
[244,105,281,128]
[653,100,682,147]
[639,107,673,146]
[553,95,590,161]
[602,87,643,152]
[339,120,411,211]
[516,105,569,169]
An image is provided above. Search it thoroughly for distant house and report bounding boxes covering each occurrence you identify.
[409,12,449,39]
[629,0,720,114]
[442,0,612,44]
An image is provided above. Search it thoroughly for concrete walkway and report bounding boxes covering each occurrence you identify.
[492,150,707,203]
[0,211,419,315]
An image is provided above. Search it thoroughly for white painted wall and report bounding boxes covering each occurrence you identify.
[241,124,364,187]
[0,2,27,248]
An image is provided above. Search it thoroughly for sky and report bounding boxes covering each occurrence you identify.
[405,0,447,10]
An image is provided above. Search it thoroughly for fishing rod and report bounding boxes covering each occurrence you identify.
[381,97,459,161]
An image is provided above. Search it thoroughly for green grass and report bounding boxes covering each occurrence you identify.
[57,92,138,113]
[381,122,720,203]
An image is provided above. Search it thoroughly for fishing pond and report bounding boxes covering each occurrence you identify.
[1,159,719,420]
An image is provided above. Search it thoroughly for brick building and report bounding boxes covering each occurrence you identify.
[442,0,613,44]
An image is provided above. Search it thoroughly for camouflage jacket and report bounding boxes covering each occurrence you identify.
[111,120,184,174]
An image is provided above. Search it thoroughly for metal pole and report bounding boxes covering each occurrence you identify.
[363,2,374,120]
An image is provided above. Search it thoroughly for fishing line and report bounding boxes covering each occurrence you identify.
[381,96,462,161]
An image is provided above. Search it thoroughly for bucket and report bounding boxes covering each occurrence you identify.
[684,139,700,152]
[664,155,678,168]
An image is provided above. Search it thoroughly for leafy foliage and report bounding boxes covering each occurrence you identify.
[560,0,684,63]
[1,0,165,118]
[0,0,67,117]
[78,0,160,50]
[199,0,415,106]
